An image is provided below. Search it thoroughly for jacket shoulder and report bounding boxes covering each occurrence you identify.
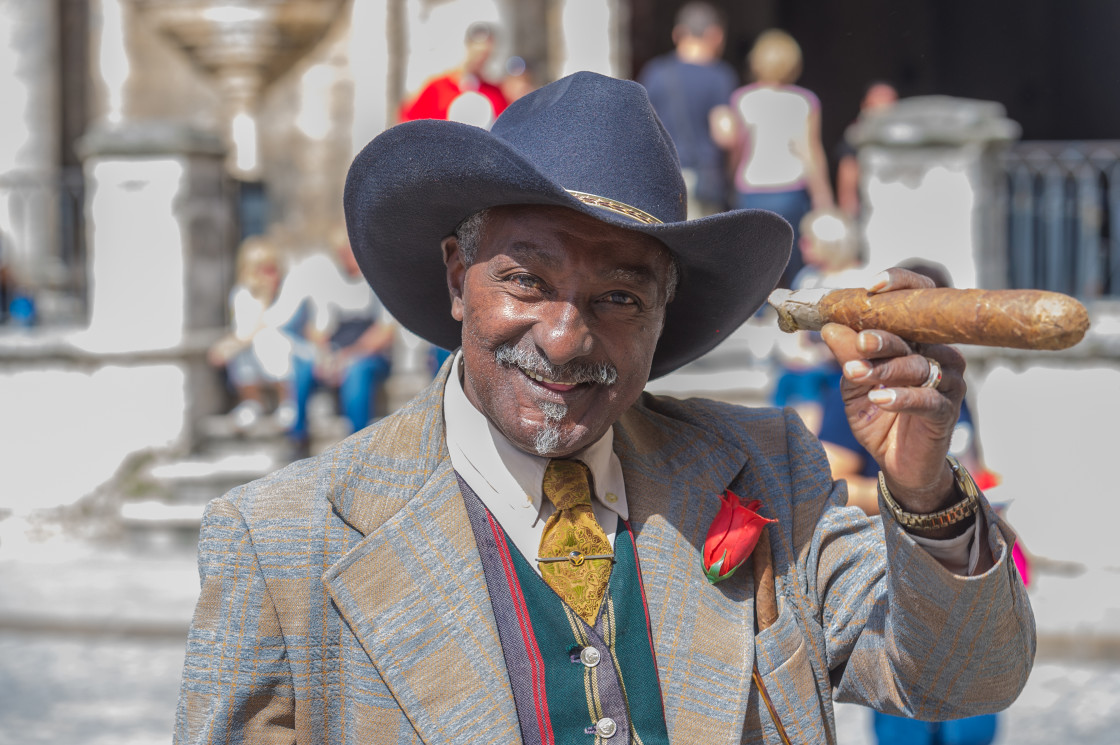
[218,368,449,534]
[633,392,818,454]
[630,393,835,512]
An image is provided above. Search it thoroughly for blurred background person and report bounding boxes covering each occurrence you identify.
[206,236,298,432]
[285,226,395,459]
[500,55,537,105]
[638,1,738,218]
[713,28,833,288]
[836,80,899,217]
[771,208,863,433]
[398,21,508,129]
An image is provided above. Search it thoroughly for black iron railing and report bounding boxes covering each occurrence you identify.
[1002,141,1120,299]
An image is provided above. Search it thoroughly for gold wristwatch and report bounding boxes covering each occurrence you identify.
[878,455,981,531]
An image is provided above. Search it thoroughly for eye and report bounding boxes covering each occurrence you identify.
[602,291,639,306]
[508,273,545,291]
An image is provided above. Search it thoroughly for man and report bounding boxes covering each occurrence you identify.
[398,21,508,129]
[639,2,738,217]
[175,72,1034,744]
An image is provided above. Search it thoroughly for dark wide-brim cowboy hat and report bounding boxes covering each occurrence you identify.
[344,71,792,379]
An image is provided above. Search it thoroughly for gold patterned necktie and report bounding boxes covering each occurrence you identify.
[537,459,614,625]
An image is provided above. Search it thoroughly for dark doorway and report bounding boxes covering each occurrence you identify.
[632,0,1120,173]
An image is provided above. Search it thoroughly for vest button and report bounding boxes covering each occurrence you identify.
[579,646,601,668]
[595,717,617,738]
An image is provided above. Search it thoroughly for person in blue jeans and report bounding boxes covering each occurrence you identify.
[285,228,395,458]
[873,713,998,745]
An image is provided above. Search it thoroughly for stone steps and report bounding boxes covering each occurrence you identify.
[117,392,352,542]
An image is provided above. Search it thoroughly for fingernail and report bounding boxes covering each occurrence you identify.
[858,331,883,353]
[867,271,890,292]
[868,388,896,405]
[844,360,872,379]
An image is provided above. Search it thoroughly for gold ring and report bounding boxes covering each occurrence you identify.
[921,357,943,389]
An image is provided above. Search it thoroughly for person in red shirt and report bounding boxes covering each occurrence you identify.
[399,22,509,128]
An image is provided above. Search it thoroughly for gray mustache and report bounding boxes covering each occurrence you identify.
[495,343,618,386]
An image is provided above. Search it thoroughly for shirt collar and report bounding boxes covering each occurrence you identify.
[443,351,628,520]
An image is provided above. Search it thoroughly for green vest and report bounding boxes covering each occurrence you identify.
[458,474,671,745]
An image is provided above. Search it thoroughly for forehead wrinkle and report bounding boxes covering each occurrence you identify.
[496,219,671,290]
[502,240,562,269]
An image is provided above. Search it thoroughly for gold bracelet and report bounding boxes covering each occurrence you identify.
[878,455,981,531]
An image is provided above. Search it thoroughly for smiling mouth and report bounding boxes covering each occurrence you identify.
[519,367,581,391]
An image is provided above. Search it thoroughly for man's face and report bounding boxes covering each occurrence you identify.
[463,36,494,76]
[444,205,674,457]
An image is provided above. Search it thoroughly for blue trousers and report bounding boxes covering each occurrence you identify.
[873,711,998,745]
[735,188,812,289]
[290,354,391,439]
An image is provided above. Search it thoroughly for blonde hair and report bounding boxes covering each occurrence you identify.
[748,29,802,85]
[235,236,282,299]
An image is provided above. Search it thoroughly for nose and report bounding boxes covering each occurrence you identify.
[532,298,595,366]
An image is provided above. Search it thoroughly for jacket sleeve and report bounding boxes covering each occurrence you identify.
[174,496,296,744]
[798,414,1037,719]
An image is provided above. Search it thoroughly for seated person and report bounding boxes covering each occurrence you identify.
[771,208,864,432]
[285,228,395,458]
[207,236,298,430]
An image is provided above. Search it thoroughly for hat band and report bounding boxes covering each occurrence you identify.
[566,190,663,225]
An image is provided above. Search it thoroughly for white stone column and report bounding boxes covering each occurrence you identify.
[348,0,392,156]
[0,0,60,289]
[74,121,234,454]
[850,96,1020,290]
[557,0,625,78]
[79,123,233,350]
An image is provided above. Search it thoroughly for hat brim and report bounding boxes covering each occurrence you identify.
[345,120,792,380]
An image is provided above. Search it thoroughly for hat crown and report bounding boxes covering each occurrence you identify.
[491,72,687,224]
[343,71,792,380]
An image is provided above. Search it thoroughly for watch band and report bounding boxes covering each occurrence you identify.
[878,455,981,531]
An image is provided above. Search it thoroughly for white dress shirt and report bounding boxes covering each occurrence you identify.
[442,351,979,576]
[443,353,627,576]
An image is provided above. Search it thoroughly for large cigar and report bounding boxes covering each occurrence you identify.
[768,287,1090,350]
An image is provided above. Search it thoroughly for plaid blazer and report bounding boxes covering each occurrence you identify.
[175,364,1034,744]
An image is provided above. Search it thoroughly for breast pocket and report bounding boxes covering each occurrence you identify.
[745,598,829,744]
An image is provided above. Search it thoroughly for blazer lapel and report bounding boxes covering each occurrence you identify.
[615,398,759,744]
[322,369,520,744]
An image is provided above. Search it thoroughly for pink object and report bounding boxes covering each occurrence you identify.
[1012,543,1032,588]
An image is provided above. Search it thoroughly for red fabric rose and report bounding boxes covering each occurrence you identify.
[703,490,776,584]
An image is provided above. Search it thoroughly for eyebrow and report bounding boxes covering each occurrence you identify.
[603,265,660,288]
[506,242,663,284]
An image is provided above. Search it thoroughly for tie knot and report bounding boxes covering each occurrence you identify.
[542,459,593,511]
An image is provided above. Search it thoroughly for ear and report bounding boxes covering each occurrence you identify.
[442,235,467,322]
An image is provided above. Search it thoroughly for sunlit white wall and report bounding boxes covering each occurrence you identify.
[0,364,186,514]
[975,363,1120,569]
[862,148,980,289]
